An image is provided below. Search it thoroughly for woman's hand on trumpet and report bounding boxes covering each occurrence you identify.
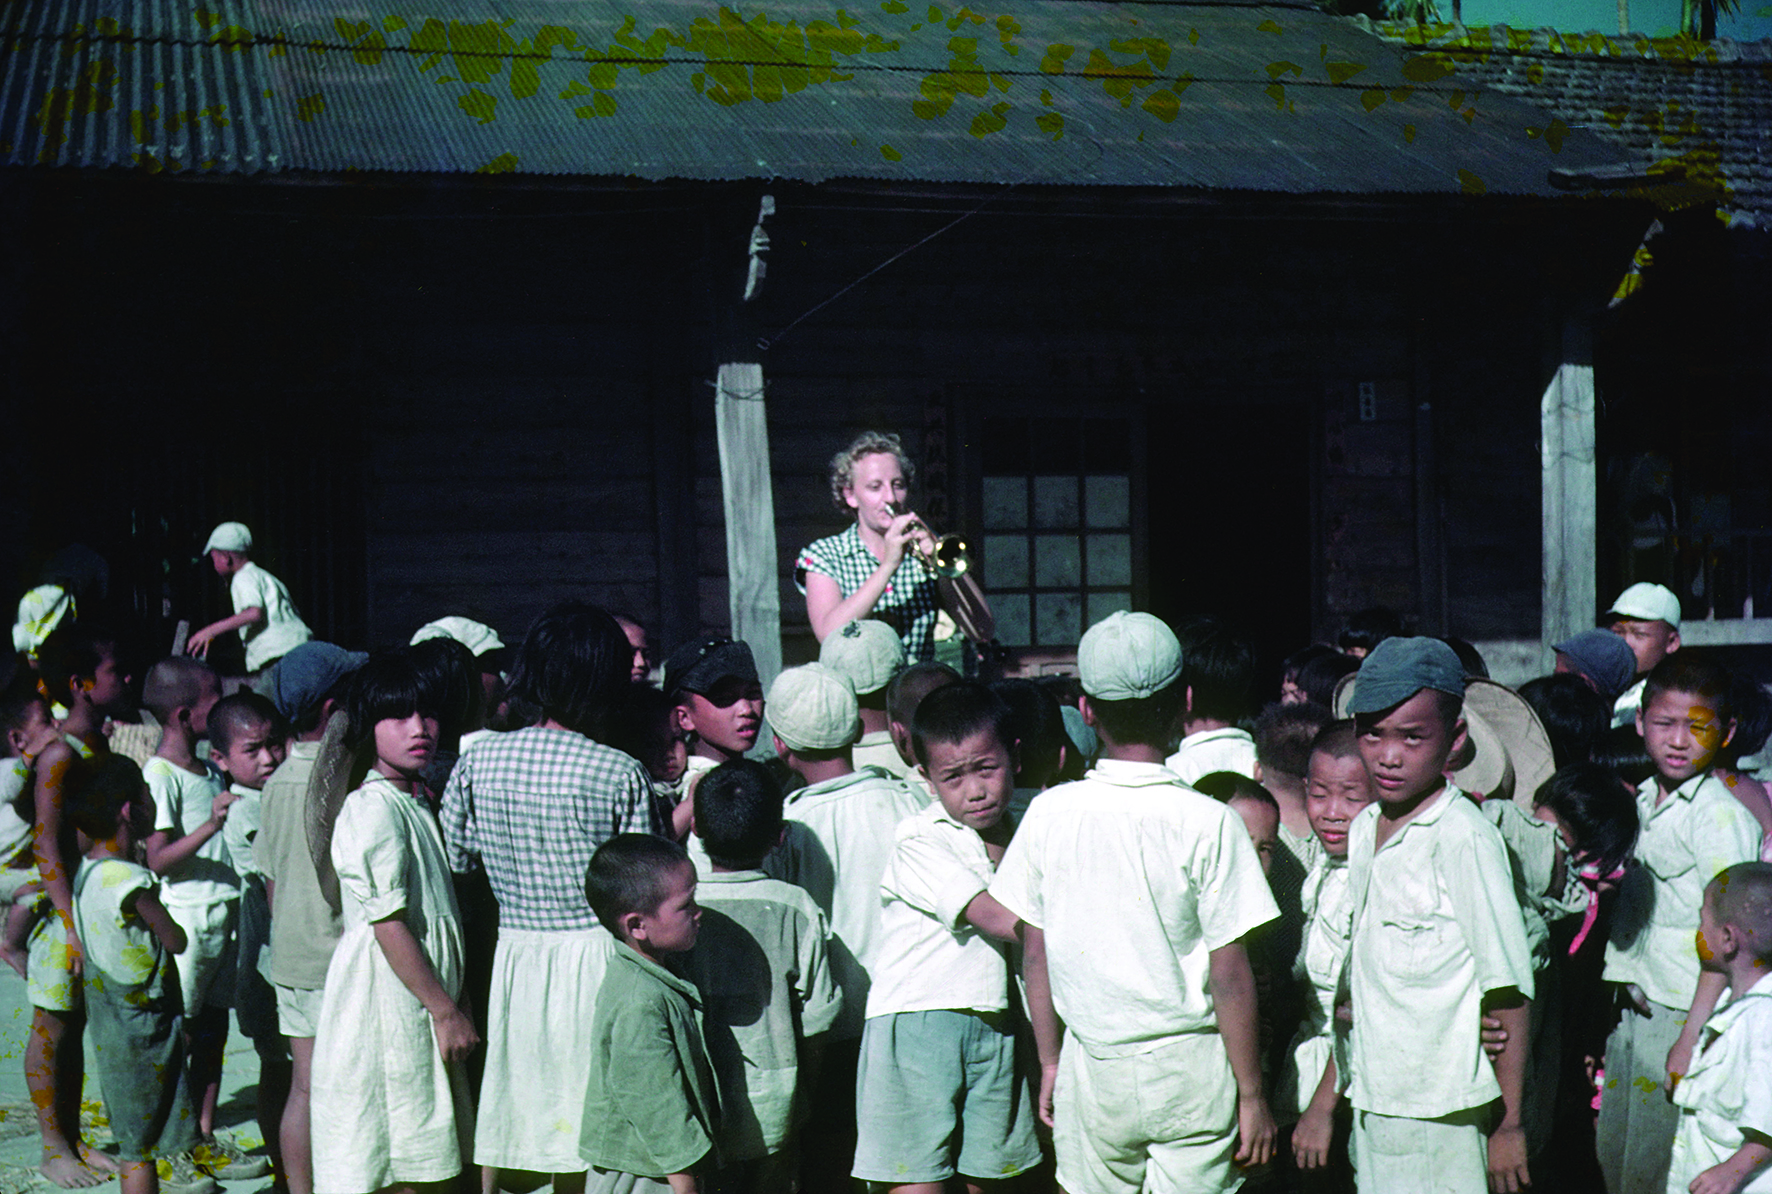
[884,505,937,568]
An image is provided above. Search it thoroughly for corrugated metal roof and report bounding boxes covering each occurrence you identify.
[0,0,1629,194]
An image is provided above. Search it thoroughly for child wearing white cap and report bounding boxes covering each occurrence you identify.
[990,611,1280,1194]
[761,663,926,1185]
[1605,582,1682,730]
[819,619,909,779]
[187,523,312,679]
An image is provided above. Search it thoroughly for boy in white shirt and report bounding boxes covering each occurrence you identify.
[186,522,313,680]
[819,618,907,778]
[1601,655,1764,1194]
[1668,862,1772,1194]
[1342,637,1536,1194]
[991,612,1279,1194]
[852,682,1043,1192]
[1164,617,1258,785]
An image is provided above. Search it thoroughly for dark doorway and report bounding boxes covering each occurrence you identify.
[1145,398,1315,704]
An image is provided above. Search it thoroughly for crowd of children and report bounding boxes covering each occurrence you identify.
[6,516,1772,1194]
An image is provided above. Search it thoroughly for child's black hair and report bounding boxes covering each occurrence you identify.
[1174,616,1256,724]
[140,656,217,725]
[1440,637,1490,680]
[1281,644,1338,686]
[1254,701,1334,780]
[605,683,680,777]
[1533,761,1640,877]
[1718,673,1772,772]
[886,662,961,728]
[911,682,1015,768]
[209,691,285,757]
[343,650,438,755]
[1295,652,1359,711]
[1,674,49,744]
[1710,862,1772,965]
[989,679,1065,789]
[1087,687,1185,751]
[584,833,690,936]
[1519,674,1610,771]
[1642,655,1734,726]
[1193,770,1279,813]
[66,754,145,842]
[37,622,121,707]
[1592,724,1656,787]
[1309,719,1362,763]
[408,636,485,744]
[507,601,630,739]
[694,759,784,869]
[1339,607,1404,655]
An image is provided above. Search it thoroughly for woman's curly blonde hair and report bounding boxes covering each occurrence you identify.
[828,430,915,514]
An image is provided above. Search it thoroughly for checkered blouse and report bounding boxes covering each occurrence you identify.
[795,524,939,661]
[440,725,665,932]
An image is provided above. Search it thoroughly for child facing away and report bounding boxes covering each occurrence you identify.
[665,638,766,835]
[580,835,720,1194]
[990,612,1280,1194]
[3,683,61,976]
[1279,722,1373,1193]
[185,522,313,680]
[1601,656,1765,1194]
[1164,617,1259,786]
[207,692,291,1184]
[1341,637,1536,1194]
[1668,862,1772,1194]
[853,682,1044,1194]
[819,618,909,779]
[68,754,218,1194]
[679,760,843,1193]
[307,650,478,1194]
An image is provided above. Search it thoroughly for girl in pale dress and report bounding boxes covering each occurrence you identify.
[307,652,480,1194]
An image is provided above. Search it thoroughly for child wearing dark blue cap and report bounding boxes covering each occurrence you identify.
[1342,638,1536,1194]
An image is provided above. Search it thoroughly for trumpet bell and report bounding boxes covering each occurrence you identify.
[930,535,970,579]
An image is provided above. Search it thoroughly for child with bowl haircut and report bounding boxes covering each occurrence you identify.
[1668,861,1772,1194]
[680,759,842,1193]
[1343,638,1536,1194]
[1601,656,1764,1194]
[852,682,1044,1194]
[991,612,1279,1194]
[580,835,719,1194]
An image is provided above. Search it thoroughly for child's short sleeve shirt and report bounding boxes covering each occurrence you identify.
[1164,726,1259,787]
[990,759,1279,1056]
[229,562,313,673]
[143,757,239,907]
[1669,973,1772,1194]
[866,802,1010,1018]
[74,857,172,1008]
[1345,785,1536,1119]
[1604,773,1764,1011]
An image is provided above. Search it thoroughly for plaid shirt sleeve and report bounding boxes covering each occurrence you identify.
[440,752,478,874]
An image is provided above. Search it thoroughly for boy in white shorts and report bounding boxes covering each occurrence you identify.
[186,522,313,681]
[991,611,1279,1194]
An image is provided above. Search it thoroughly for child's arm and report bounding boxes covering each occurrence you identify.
[30,741,82,968]
[1483,988,1532,1193]
[963,889,1020,942]
[186,608,264,658]
[1689,1140,1772,1194]
[1292,1054,1340,1170]
[371,916,480,1062]
[1019,923,1063,1129]
[1669,969,1729,1091]
[129,888,188,955]
[1207,938,1276,1168]
[662,1173,701,1194]
[143,789,236,877]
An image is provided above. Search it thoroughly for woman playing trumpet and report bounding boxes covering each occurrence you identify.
[796,430,942,661]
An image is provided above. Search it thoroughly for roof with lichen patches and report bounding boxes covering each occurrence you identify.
[1365,19,1772,224]
[0,0,1641,199]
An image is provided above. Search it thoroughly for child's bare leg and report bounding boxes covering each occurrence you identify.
[281,1036,314,1194]
[254,1037,292,1185]
[3,902,37,977]
[119,1158,158,1194]
[186,1006,228,1139]
[28,1006,101,1188]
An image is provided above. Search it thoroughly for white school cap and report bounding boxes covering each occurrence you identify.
[1606,582,1682,631]
[1077,611,1183,701]
[411,616,505,659]
[203,522,252,554]
[767,664,860,752]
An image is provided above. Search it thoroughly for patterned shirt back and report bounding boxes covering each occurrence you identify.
[440,725,664,931]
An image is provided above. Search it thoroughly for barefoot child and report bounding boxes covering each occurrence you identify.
[29,624,133,1188]
[309,651,478,1194]
[1668,862,1772,1194]
[580,834,719,1194]
[2,685,60,976]
[70,754,218,1194]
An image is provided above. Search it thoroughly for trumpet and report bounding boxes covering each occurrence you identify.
[887,503,971,580]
